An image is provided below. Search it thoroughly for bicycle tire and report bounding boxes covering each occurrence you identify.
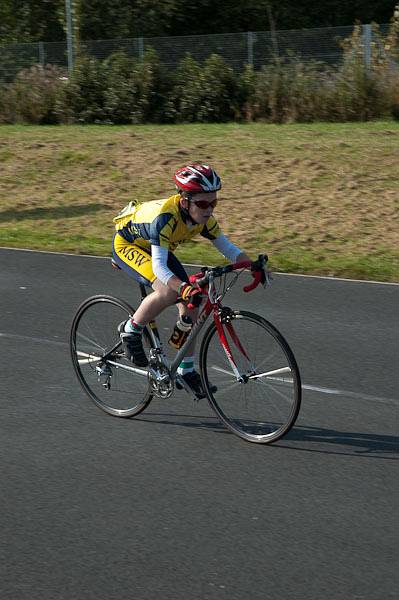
[70,294,153,417]
[199,310,301,444]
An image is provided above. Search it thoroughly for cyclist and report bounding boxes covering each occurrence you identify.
[112,163,253,399]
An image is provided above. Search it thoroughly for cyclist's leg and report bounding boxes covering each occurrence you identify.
[113,235,202,383]
[155,254,211,396]
[113,234,193,324]
[113,235,160,365]
[132,251,190,324]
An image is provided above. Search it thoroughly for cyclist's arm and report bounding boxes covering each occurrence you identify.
[235,251,252,264]
[151,245,183,292]
[211,234,251,264]
[150,213,185,292]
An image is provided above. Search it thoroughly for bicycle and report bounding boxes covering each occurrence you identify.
[70,254,301,444]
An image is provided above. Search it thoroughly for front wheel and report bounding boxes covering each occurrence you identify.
[199,310,301,444]
[70,294,153,417]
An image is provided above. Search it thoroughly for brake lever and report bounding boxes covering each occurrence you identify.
[243,270,263,292]
[243,254,271,292]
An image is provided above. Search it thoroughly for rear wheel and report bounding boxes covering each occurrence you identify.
[70,295,153,417]
[200,310,301,443]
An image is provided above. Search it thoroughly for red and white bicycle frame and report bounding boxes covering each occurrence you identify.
[144,258,266,385]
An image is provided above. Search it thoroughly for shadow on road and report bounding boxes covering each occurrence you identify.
[0,203,108,222]
[136,411,229,434]
[277,425,399,459]
[136,412,399,458]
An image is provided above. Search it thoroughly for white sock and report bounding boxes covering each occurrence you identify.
[124,319,144,334]
[177,356,195,375]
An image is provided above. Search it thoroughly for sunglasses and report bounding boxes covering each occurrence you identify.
[191,198,218,209]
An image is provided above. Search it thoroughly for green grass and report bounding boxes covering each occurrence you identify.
[275,249,399,281]
[1,121,399,281]
[1,225,108,255]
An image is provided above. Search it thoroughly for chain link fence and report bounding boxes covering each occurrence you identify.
[0,24,391,83]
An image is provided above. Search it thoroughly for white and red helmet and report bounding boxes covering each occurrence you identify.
[174,163,221,193]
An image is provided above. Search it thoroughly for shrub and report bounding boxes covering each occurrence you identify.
[168,54,205,122]
[170,53,239,123]
[56,55,108,123]
[0,46,39,85]
[138,47,171,123]
[236,64,257,120]
[104,48,170,124]
[244,7,399,125]
[288,61,333,122]
[2,5,399,126]
[199,54,239,122]
[57,48,169,124]
[0,64,65,124]
[390,73,399,119]
[373,5,399,119]
[332,23,390,121]
[248,31,394,125]
[245,58,326,123]
[248,59,321,123]
[103,51,142,124]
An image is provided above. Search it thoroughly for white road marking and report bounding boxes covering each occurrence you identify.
[0,331,68,347]
[2,330,398,404]
[302,383,399,405]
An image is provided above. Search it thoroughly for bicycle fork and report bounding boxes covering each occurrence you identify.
[214,307,255,383]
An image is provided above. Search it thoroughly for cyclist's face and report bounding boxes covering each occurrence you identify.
[183,192,217,224]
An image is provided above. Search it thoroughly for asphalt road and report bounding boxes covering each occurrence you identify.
[1,248,398,600]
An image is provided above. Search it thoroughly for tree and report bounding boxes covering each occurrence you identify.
[0,0,64,44]
[78,0,179,39]
[170,0,396,35]
[0,0,397,44]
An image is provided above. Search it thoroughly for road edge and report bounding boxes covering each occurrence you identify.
[1,245,398,286]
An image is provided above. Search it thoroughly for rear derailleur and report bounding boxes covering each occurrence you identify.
[96,362,112,389]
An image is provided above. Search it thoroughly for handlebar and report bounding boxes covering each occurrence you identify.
[189,253,269,292]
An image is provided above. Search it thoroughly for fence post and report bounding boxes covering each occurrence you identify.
[363,23,372,71]
[65,0,74,72]
[247,31,254,67]
[38,42,45,67]
[138,37,144,60]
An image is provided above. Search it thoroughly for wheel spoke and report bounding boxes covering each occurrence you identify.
[76,331,106,352]
[201,311,301,443]
[249,366,292,379]
[70,295,153,417]
[77,351,102,365]
[210,364,235,377]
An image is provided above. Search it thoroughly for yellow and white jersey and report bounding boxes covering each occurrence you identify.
[113,194,221,251]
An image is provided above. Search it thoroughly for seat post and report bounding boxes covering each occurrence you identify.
[139,283,148,301]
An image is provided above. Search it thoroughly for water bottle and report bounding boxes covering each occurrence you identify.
[168,315,193,349]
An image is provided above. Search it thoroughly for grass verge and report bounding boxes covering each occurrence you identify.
[0,122,398,281]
